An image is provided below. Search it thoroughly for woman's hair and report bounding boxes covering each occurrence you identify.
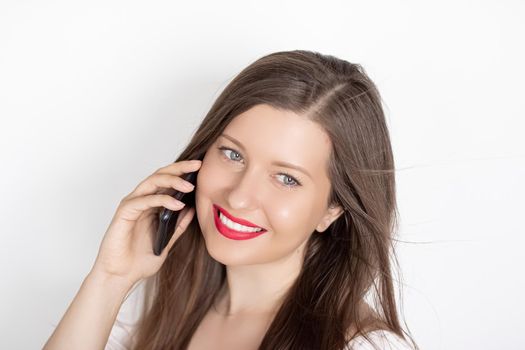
[132,50,418,350]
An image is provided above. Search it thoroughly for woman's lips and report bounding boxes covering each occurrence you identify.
[213,204,265,229]
[213,204,267,240]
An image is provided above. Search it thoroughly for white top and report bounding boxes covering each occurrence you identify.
[105,278,149,350]
[105,280,414,350]
[344,330,415,350]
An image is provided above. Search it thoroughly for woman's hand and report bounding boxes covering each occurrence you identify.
[90,159,201,286]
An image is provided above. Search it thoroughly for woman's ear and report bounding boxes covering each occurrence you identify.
[315,204,345,233]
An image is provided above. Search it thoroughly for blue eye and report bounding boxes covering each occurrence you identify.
[217,146,302,188]
[219,146,243,162]
[276,173,300,187]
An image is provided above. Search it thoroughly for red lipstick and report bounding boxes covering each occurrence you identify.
[213,204,267,240]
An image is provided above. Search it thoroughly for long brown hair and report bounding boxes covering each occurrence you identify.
[132,50,418,350]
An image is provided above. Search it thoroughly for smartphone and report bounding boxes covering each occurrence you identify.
[153,157,202,256]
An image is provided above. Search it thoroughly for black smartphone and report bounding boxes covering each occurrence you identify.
[153,157,202,256]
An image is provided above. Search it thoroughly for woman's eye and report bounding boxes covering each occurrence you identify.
[276,174,300,187]
[218,146,243,162]
[217,146,302,188]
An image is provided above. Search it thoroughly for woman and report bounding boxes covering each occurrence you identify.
[44,50,419,350]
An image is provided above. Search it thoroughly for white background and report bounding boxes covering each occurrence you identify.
[1,1,524,349]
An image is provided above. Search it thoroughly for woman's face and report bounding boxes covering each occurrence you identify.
[195,103,342,266]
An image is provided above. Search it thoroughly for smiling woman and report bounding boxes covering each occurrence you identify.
[44,49,418,350]
[126,50,418,349]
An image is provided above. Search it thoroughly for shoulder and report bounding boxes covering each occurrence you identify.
[345,329,415,350]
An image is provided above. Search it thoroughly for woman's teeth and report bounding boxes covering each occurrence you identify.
[218,211,263,233]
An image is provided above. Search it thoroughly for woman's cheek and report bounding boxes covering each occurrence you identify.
[272,199,318,237]
[196,159,231,197]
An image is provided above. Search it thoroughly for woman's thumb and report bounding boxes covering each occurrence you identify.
[163,206,196,255]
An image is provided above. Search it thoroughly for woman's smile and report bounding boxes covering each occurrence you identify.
[213,203,267,240]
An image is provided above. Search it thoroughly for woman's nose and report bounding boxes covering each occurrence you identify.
[225,167,264,211]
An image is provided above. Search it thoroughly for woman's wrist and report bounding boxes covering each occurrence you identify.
[86,268,137,294]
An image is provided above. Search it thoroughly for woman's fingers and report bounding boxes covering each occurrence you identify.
[117,194,186,223]
[156,159,202,176]
[126,160,201,200]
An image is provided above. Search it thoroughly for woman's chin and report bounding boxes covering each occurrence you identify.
[202,238,251,266]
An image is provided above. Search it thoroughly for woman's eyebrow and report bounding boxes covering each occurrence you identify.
[219,133,312,179]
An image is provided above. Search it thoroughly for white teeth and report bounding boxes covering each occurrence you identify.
[219,211,263,233]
